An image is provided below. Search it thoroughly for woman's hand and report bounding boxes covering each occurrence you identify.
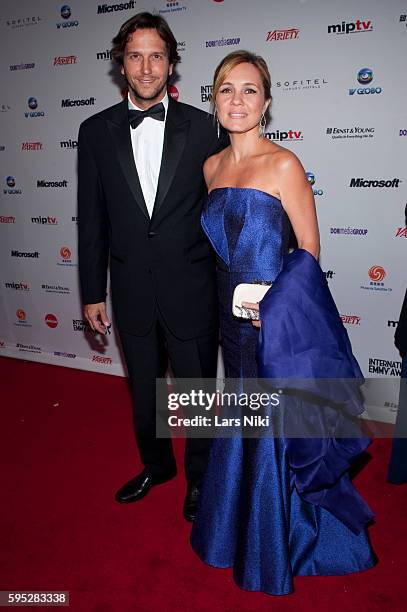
[242,301,261,328]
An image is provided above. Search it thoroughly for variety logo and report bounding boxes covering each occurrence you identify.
[6,16,42,29]
[10,62,35,71]
[368,358,401,377]
[360,265,392,293]
[4,281,30,291]
[201,84,213,102]
[97,1,136,14]
[37,179,68,188]
[265,129,303,142]
[267,28,299,42]
[168,85,179,101]
[56,5,79,29]
[60,139,78,149]
[330,226,368,236]
[11,250,39,258]
[306,171,324,196]
[61,97,96,108]
[4,176,22,195]
[326,126,375,140]
[0,216,15,223]
[54,351,76,358]
[17,343,41,353]
[58,246,76,267]
[341,314,361,325]
[91,354,113,365]
[24,97,45,118]
[22,142,43,151]
[349,177,401,188]
[31,215,58,225]
[206,36,240,48]
[54,55,77,66]
[42,283,70,295]
[159,1,187,15]
[45,313,58,328]
[349,68,382,95]
[327,19,373,35]
[395,226,407,238]
[96,49,112,61]
[275,77,328,92]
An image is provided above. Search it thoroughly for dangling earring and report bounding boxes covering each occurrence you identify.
[259,113,266,138]
[214,107,220,139]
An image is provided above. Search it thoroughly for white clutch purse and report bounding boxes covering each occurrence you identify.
[232,282,272,320]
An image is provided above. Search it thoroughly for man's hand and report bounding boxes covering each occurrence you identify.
[242,301,261,329]
[84,302,110,334]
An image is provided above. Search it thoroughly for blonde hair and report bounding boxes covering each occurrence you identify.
[212,50,272,104]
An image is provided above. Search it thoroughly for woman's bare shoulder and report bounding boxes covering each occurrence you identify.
[203,147,230,185]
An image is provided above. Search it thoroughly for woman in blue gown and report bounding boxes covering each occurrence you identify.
[190,50,375,595]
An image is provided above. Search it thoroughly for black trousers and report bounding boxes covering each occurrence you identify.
[119,309,218,486]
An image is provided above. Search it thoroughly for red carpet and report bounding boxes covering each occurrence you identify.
[1,356,406,611]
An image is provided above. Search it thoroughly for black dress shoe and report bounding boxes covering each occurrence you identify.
[115,468,176,503]
[183,484,200,522]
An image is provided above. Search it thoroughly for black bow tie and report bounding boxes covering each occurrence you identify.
[128,102,165,129]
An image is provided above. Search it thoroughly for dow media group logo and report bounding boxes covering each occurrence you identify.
[306,172,324,196]
[24,97,45,118]
[349,68,382,95]
[56,5,79,29]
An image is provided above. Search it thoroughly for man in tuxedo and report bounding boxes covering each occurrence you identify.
[78,12,225,520]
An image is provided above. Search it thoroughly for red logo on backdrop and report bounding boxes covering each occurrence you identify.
[168,85,179,101]
[60,246,71,260]
[267,28,300,42]
[368,265,386,282]
[92,355,112,365]
[341,314,361,325]
[396,227,407,238]
[45,313,58,328]
[16,309,26,321]
[213,0,224,2]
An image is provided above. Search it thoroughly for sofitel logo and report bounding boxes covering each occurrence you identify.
[275,78,328,92]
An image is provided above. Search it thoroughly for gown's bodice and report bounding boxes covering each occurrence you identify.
[202,187,290,283]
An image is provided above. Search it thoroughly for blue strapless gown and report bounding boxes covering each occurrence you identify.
[190,188,375,595]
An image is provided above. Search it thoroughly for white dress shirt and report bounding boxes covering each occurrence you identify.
[128,93,168,218]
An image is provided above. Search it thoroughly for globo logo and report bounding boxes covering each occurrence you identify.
[349,68,382,96]
[6,176,15,187]
[61,5,71,19]
[28,97,38,110]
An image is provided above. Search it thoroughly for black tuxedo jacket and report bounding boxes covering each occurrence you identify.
[78,97,225,338]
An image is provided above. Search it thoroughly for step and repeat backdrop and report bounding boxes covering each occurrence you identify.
[0,0,406,422]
